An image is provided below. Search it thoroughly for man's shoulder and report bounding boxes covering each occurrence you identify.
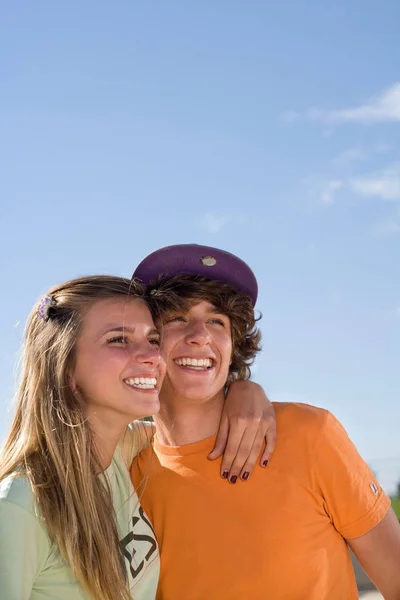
[130,438,159,486]
[271,402,332,453]
[273,401,329,428]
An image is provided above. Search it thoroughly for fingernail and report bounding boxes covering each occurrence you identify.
[262,460,269,467]
[222,471,229,479]
[242,472,249,481]
[229,475,237,484]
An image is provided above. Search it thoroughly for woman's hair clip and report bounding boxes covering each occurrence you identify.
[37,295,57,322]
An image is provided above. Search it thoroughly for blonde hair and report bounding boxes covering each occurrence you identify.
[0,275,146,600]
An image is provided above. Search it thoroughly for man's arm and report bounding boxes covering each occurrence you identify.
[348,507,400,600]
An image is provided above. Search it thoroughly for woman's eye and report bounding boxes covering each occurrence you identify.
[107,336,128,345]
[149,337,161,346]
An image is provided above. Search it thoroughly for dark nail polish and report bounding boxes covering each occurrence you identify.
[262,460,269,467]
[242,472,249,481]
[222,471,229,479]
[230,475,237,484]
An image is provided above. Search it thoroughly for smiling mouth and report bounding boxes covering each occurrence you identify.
[174,357,214,371]
[124,377,158,390]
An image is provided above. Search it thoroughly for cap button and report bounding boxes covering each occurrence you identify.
[201,255,217,267]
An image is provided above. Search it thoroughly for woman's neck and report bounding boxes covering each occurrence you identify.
[86,409,128,470]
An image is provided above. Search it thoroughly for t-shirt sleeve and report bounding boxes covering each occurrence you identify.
[0,500,50,599]
[314,411,391,539]
[120,420,156,467]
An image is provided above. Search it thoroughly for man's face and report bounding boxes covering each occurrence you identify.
[159,300,233,404]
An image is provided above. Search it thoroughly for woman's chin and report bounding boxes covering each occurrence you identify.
[131,395,161,420]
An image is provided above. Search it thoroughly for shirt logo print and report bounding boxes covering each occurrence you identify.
[369,481,379,495]
[120,506,157,581]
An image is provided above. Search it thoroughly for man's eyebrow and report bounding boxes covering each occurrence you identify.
[208,306,227,315]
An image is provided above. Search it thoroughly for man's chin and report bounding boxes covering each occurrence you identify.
[176,385,224,403]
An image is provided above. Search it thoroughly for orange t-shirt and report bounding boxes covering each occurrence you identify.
[131,403,390,600]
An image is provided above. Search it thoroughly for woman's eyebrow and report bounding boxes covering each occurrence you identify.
[97,325,160,339]
[148,328,161,336]
[101,325,136,336]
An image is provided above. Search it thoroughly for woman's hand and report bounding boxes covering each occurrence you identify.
[208,381,276,483]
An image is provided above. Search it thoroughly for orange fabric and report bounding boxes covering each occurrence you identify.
[131,403,390,600]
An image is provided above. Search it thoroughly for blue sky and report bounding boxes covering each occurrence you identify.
[1,1,399,491]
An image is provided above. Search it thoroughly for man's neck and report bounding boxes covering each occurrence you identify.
[154,391,225,446]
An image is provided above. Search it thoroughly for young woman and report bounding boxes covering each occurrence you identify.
[0,275,275,600]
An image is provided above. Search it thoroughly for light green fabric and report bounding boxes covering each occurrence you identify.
[0,446,159,600]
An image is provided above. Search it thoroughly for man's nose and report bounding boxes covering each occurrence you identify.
[185,321,211,346]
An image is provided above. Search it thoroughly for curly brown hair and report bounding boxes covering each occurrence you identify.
[143,274,262,384]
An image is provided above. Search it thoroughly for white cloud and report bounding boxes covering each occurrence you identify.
[308,82,400,124]
[320,180,344,205]
[333,146,369,165]
[303,162,400,209]
[333,143,392,166]
[280,110,299,124]
[349,164,400,200]
[302,177,344,205]
[200,212,230,234]
[374,219,400,237]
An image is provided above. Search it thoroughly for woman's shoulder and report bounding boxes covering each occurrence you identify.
[0,471,50,548]
[119,419,156,467]
[0,471,36,515]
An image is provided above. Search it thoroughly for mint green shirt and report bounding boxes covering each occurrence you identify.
[0,446,159,599]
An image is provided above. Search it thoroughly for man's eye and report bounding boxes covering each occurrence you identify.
[107,336,128,344]
[166,316,185,323]
[209,318,225,326]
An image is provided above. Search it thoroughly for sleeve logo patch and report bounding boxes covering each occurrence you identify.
[369,481,379,495]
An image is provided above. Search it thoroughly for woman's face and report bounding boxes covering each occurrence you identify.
[72,297,165,428]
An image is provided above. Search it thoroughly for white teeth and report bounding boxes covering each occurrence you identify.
[174,357,213,369]
[125,377,157,389]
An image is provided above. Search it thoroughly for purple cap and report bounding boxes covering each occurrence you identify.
[132,244,258,306]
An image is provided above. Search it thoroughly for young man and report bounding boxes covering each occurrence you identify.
[131,244,400,600]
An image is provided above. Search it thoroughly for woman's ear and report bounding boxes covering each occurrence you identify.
[69,370,77,393]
